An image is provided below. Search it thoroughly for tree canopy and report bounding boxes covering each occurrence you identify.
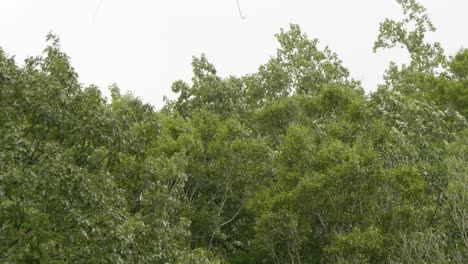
[1,0,466,263]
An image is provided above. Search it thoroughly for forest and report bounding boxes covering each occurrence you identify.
[0,0,467,263]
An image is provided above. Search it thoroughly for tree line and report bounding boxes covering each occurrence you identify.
[0,0,466,263]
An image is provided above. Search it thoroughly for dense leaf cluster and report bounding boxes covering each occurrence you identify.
[1,0,466,263]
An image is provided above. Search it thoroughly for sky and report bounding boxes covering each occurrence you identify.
[1,0,467,109]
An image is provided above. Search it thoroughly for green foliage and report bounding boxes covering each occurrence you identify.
[0,37,216,263]
[373,0,446,73]
[1,0,467,262]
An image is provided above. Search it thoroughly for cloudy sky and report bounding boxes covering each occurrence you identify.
[1,0,467,108]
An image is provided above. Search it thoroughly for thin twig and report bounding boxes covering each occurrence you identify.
[92,0,104,23]
[237,0,247,19]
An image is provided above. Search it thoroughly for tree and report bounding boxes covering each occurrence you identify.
[1,0,466,262]
[0,35,217,263]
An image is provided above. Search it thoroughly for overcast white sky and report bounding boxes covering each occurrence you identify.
[1,0,467,108]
